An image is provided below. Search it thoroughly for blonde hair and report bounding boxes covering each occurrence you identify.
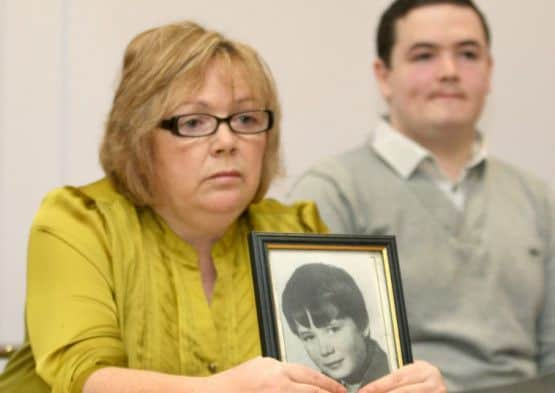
[100,21,282,206]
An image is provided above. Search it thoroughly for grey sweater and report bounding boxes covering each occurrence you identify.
[289,142,555,392]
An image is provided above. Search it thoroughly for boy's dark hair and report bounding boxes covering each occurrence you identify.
[281,263,368,335]
[376,0,491,67]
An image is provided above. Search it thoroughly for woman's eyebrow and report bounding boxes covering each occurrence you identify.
[234,96,257,105]
[172,100,210,113]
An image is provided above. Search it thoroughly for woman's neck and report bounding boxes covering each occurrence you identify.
[152,205,240,303]
[154,204,237,248]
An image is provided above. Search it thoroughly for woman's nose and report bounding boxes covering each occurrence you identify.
[210,121,238,155]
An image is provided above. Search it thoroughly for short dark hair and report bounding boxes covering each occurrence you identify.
[376,0,491,67]
[281,263,368,336]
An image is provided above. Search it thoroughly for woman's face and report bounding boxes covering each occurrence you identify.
[151,61,267,227]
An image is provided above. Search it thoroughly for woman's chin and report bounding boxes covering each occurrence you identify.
[200,190,252,215]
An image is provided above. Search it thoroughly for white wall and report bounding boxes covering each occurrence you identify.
[1,0,554,368]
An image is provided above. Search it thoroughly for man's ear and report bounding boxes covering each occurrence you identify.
[373,58,393,101]
[485,53,494,95]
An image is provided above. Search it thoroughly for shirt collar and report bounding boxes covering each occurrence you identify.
[370,118,487,179]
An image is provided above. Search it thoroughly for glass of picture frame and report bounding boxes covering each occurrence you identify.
[248,232,412,388]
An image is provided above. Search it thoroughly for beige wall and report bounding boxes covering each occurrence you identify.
[1,0,554,366]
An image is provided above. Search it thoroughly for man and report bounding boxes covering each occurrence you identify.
[281,263,389,393]
[289,0,555,392]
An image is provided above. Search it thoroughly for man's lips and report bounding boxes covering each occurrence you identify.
[430,91,465,99]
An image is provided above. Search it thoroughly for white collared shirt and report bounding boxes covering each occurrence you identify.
[371,120,487,210]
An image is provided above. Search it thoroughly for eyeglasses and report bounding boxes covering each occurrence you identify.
[159,110,273,138]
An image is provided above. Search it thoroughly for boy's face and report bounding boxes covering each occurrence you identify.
[374,4,491,138]
[296,314,368,380]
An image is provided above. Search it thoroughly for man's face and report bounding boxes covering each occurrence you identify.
[375,4,492,140]
[296,314,368,381]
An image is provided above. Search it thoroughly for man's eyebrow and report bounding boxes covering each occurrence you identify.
[407,42,438,52]
[456,39,483,48]
[407,39,484,52]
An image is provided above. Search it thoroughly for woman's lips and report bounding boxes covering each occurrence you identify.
[209,170,241,178]
[206,170,242,183]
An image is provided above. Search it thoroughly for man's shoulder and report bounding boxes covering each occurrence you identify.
[288,139,401,215]
[300,143,388,184]
[487,157,552,196]
[313,143,375,169]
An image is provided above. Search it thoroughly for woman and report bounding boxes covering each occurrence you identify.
[0,21,445,393]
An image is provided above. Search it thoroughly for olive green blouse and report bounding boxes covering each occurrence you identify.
[0,178,327,393]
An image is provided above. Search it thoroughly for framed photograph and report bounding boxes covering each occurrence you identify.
[248,232,412,388]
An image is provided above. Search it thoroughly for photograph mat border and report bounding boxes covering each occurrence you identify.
[265,243,404,367]
[265,250,288,360]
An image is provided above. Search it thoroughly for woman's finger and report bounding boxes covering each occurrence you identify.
[284,363,346,393]
[358,361,445,393]
[365,381,443,393]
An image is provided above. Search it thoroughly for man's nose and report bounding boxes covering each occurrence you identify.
[438,53,459,81]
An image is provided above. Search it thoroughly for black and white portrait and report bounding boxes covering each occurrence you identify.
[248,233,412,392]
[266,248,399,390]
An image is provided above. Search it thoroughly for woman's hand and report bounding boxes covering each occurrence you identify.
[358,360,446,393]
[209,357,347,393]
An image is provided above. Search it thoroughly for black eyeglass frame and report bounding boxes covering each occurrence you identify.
[159,110,274,138]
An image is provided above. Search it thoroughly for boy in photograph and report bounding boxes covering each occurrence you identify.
[281,263,389,393]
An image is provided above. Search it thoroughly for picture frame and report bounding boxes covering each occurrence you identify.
[248,232,412,386]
